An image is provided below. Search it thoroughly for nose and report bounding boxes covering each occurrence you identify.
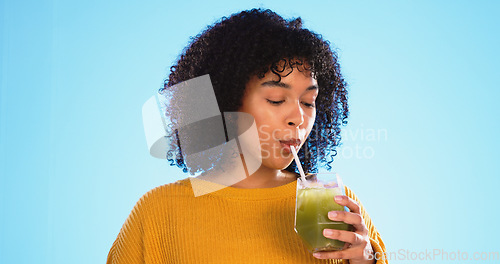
[286,101,304,127]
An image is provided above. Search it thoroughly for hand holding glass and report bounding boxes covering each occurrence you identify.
[294,173,353,252]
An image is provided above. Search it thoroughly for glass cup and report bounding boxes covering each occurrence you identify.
[294,172,353,252]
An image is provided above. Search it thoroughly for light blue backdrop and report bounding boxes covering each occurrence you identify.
[1,0,499,263]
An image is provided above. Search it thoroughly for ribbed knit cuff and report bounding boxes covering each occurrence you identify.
[370,237,388,264]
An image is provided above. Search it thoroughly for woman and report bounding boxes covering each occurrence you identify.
[107,8,387,264]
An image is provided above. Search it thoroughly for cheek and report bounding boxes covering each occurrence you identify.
[252,111,276,135]
[256,124,272,142]
[302,112,316,138]
[305,111,316,128]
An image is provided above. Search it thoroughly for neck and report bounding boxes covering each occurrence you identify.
[229,166,297,189]
[196,154,298,189]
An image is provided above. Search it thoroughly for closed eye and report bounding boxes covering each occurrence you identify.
[266,99,285,105]
[302,102,315,108]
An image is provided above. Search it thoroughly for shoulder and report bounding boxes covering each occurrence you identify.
[343,185,360,203]
[144,178,193,198]
[343,185,367,216]
[133,178,194,212]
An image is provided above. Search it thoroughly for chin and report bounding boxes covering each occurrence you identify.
[263,158,294,171]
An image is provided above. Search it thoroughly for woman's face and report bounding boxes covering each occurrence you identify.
[238,66,318,170]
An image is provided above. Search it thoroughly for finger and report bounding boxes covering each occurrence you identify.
[334,195,360,214]
[342,241,350,250]
[312,246,368,260]
[328,211,367,234]
[323,229,364,245]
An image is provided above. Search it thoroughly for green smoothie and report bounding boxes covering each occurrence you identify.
[295,187,352,252]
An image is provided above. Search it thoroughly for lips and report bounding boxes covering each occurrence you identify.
[279,139,301,153]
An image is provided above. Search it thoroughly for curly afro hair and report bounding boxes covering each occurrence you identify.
[160,8,349,176]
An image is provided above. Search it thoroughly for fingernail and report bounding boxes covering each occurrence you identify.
[324,229,333,236]
[328,211,338,219]
[334,196,342,202]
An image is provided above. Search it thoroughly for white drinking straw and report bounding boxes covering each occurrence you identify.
[290,146,307,184]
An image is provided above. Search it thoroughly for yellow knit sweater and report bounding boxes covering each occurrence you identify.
[107,178,387,264]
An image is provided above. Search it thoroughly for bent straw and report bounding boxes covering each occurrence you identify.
[290,146,307,184]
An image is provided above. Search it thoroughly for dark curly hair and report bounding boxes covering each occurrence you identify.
[160,8,349,176]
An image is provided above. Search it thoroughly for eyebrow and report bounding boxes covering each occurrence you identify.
[261,81,318,91]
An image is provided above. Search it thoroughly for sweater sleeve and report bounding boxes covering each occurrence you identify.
[106,195,147,264]
[344,186,388,264]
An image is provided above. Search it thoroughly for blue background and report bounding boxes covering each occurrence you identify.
[1,0,499,263]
